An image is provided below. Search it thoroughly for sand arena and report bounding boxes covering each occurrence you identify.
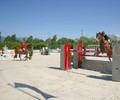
[0,53,120,100]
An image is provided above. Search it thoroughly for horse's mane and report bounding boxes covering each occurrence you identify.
[26,44,32,48]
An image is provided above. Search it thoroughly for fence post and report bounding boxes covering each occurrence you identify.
[60,44,71,70]
[112,43,120,81]
[73,43,82,68]
[78,43,83,68]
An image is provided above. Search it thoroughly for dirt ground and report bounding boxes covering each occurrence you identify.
[0,53,120,100]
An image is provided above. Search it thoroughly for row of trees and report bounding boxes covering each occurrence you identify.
[0,34,118,50]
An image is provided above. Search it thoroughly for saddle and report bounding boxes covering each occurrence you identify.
[22,48,26,54]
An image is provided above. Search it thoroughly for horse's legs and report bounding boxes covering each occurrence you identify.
[108,57,112,62]
[19,54,22,60]
[14,54,17,59]
[23,53,28,61]
[94,48,100,56]
[14,49,17,60]
[107,51,112,62]
[25,53,29,60]
[14,55,17,60]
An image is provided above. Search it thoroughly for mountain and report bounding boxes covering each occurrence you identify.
[1,36,28,41]
[16,37,28,41]
[1,36,6,41]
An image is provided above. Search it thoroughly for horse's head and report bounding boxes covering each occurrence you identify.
[26,44,32,51]
[96,32,104,41]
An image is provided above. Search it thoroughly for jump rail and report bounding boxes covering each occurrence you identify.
[60,43,120,82]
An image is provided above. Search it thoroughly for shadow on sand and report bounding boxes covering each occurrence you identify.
[48,66,62,70]
[87,75,112,81]
[8,82,57,100]
[48,66,112,81]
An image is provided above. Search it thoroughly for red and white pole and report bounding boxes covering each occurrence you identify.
[60,44,71,70]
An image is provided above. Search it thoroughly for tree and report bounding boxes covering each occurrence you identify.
[57,37,69,45]
[32,38,47,49]
[108,34,117,43]
[26,36,33,43]
[51,35,57,49]
[46,38,51,48]
[76,36,90,46]
[33,42,47,49]
[11,34,17,42]
[57,37,75,48]
[89,37,98,45]
[33,38,44,43]
[4,34,17,42]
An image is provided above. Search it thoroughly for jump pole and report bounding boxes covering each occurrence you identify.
[60,43,82,70]
[60,44,71,70]
[60,43,120,82]
[73,44,82,69]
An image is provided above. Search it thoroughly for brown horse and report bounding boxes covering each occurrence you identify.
[14,44,32,60]
[95,32,112,61]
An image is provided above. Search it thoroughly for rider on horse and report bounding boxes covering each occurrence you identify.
[95,31,112,61]
[100,31,111,45]
[21,41,27,52]
[96,31,111,51]
[14,43,33,60]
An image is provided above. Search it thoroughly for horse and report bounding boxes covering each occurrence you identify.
[14,44,32,60]
[94,32,112,61]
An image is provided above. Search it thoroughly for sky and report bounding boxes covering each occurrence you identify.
[0,0,120,40]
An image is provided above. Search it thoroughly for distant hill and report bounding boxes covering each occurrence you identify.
[1,36,6,41]
[16,37,28,41]
[1,36,28,41]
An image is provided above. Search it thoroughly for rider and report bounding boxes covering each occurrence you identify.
[96,31,112,51]
[101,31,111,43]
[21,41,27,52]
[96,32,111,44]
